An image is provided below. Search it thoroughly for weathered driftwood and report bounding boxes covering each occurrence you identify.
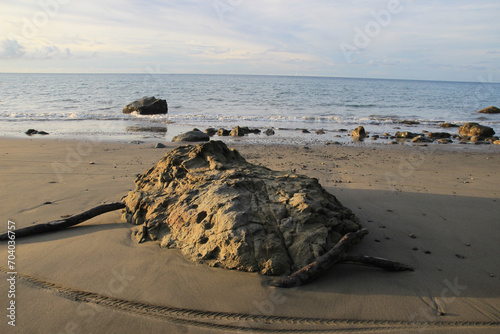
[0,202,125,241]
[269,228,414,288]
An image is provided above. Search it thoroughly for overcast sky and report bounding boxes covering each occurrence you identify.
[1,0,499,82]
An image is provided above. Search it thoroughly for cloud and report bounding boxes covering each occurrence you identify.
[28,45,72,60]
[0,39,26,58]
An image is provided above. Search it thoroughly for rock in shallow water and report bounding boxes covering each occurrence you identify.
[123,141,360,275]
[123,96,168,115]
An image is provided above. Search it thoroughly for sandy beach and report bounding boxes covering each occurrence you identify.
[1,137,499,333]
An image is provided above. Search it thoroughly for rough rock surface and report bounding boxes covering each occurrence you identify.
[123,96,168,115]
[477,106,500,114]
[217,128,230,136]
[172,130,210,142]
[439,123,459,128]
[264,129,275,136]
[458,122,495,138]
[427,132,451,139]
[411,136,433,143]
[123,141,360,276]
[350,126,366,138]
[395,131,417,139]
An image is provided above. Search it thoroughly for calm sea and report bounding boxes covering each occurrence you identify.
[1,73,499,143]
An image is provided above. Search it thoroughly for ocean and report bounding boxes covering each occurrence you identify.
[1,73,499,144]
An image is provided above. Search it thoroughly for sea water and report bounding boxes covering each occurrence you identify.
[1,73,499,144]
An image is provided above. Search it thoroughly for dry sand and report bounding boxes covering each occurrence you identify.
[0,137,499,333]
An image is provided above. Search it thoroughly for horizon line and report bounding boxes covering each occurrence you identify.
[0,72,498,85]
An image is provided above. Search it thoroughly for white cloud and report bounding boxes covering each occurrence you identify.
[0,39,25,58]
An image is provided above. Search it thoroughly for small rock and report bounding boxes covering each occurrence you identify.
[395,131,417,139]
[89,161,95,165]
[427,132,451,139]
[439,123,459,128]
[155,143,167,148]
[351,126,366,138]
[315,130,326,135]
[264,129,275,136]
[413,247,418,251]
[424,250,431,254]
[438,138,452,144]
[205,128,217,136]
[494,140,500,145]
[409,233,416,239]
[388,141,399,145]
[230,126,245,137]
[217,128,230,136]
[25,129,49,136]
[455,254,465,259]
[172,131,210,142]
[477,106,500,114]
[400,120,420,125]
[301,129,310,133]
[411,136,433,143]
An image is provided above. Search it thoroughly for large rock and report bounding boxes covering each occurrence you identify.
[478,106,500,114]
[123,96,168,115]
[172,130,209,142]
[123,141,360,276]
[458,123,495,138]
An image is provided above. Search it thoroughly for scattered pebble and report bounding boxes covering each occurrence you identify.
[455,254,465,259]
[43,201,52,205]
[490,274,495,278]
[379,225,386,229]
[437,311,445,316]
[387,209,393,212]
[413,247,418,251]
[424,250,432,254]
[89,161,95,165]
[409,233,416,239]
[374,239,381,243]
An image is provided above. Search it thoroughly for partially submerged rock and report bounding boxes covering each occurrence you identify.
[123,96,168,115]
[477,106,500,114]
[172,130,209,142]
[123,141,360,275]
[395,131,417,139]
[427,132,451,139]
[458,122,495,138]
[351,126,366,138]
[25,129,49,135]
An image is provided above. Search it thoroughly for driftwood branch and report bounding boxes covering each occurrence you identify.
[270,228,414,288]
[0,202,125,241]
[341,254,415,272]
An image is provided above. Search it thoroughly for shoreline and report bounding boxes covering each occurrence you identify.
[0,137,499,333]
[2,119,500,151]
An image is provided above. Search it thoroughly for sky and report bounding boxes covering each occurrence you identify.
[0,0,499,82]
